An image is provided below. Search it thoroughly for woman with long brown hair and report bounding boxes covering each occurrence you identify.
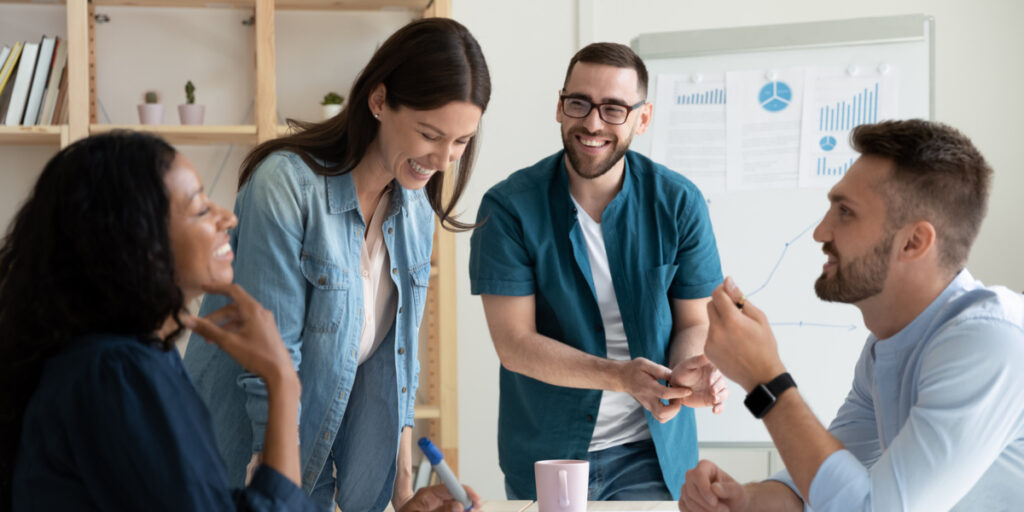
[182,17,488,512]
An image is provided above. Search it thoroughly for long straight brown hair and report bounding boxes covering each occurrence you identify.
[239,17,491,231]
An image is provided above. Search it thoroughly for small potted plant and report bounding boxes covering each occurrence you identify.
[178,80,205,125]
[137,90,163,125]
[321,91,344,120]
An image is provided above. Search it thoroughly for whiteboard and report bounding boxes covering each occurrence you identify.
[630,15,933,442]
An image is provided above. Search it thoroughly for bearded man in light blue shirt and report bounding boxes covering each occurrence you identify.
[680,119,1024,511]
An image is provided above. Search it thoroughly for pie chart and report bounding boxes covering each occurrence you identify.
[759,81,792,112]
[819,136,837,151]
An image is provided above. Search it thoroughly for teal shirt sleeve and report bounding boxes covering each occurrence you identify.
[469,190,535,296]
[670,185,722,300]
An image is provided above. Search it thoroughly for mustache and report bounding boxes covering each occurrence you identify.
[569,127,615,139]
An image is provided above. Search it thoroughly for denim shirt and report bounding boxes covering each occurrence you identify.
[469,150,723,499]
[183,151,433,511]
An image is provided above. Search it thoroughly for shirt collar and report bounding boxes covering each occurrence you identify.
[872,268,975,353]
[326,171,412,217]
[555,150,634,219]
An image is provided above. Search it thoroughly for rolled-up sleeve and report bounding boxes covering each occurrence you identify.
[469,191,535,296]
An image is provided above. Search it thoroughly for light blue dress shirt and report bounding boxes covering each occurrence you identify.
[183,151,433,511]
[769,269,1024,511]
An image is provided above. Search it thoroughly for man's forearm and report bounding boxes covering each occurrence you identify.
[494,330,628,391]
[745,480,806,512]
[669,324,708,367]
[762,389,844,500]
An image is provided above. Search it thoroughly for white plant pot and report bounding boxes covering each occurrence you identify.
[178,104,205,125]
[137,104,164,125]
[322,103,343,120]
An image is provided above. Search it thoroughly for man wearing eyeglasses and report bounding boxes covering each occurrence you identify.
[469,42,728,501]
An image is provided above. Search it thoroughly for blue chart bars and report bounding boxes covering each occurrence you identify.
[676,88,726,105]
[819,83,879,131]
[816,156,855,176]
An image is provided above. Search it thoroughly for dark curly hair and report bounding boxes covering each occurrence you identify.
[0,131,186,508]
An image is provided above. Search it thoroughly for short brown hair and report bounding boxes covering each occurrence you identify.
[563,42,648,99]
[852,119,992,269]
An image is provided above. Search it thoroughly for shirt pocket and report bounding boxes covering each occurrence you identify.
[408,260,431,328]
[645,263,679,326]
[300,253,349,335]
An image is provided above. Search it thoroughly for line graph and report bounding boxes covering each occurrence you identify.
[741,217,862,332]
[747,218,819,297]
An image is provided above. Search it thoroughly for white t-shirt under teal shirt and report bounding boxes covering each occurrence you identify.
[571,195,651,452]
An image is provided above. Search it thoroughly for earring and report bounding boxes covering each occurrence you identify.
[374,112,380,120]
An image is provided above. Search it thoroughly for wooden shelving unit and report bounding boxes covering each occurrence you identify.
[0,0,460,474]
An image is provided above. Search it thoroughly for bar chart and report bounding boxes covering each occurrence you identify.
[815,156,855,176]
[676,88,726,105]
[818,83,879,132]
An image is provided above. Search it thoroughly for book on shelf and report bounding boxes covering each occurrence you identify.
[38,37,66,126]
[23,35,57,126]
[52,63,69,125]
[0,41,24,119]
[3,39,39,126]
[0,46,11,85]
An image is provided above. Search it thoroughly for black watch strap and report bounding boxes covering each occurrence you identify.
[743,372,797,419]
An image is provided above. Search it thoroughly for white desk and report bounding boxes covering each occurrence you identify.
[518,501,677,511]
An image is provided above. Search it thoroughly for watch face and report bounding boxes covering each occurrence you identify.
[744,383,776,419]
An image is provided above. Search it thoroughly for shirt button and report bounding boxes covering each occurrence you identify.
[586,414,594,422]
[338,390,345,400]
[318,275,326,286]
[392,268,398,275]
[351,349,357,359]
[398,347,405,355]
[401,386,407,393]
[398,306,403,314]
[388,227,394,234]
[323,432,330,441]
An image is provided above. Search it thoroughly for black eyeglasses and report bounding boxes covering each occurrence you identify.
[559,93,645,125]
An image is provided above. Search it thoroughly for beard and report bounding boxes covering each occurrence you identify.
[814,232,894,303]
[561,127,633,180]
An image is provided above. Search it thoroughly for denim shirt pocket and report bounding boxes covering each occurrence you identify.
[408,260,431,328]
[645,263,679,327]
[300,252,349,334]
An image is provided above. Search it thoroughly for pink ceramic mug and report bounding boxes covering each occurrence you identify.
[535,459,589,512]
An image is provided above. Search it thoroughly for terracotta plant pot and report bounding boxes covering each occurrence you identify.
[137,104,164,125]
[178,104,205,125]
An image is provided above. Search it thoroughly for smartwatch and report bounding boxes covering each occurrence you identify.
[744,372,796,419]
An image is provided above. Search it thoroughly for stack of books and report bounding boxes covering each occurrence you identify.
[0,35,69,127]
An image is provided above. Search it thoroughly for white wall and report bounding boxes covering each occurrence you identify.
[452,0,1024,500]
[4,0,1023,503]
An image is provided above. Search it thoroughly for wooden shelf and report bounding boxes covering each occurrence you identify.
[0,126,66,146]
[0,0,430,11]
[414,404,441,419]
[89,124,258,145]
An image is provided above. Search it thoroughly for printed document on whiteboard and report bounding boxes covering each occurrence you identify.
[725,68,804,190]
[799,65,900,188]
[650,72,727,193]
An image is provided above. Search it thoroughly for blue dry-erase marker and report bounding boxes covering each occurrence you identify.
[418,437,472,511]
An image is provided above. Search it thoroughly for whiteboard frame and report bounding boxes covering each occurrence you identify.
[631,14,934,118]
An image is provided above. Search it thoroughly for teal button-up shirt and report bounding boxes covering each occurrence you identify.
[469,150,723,499]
